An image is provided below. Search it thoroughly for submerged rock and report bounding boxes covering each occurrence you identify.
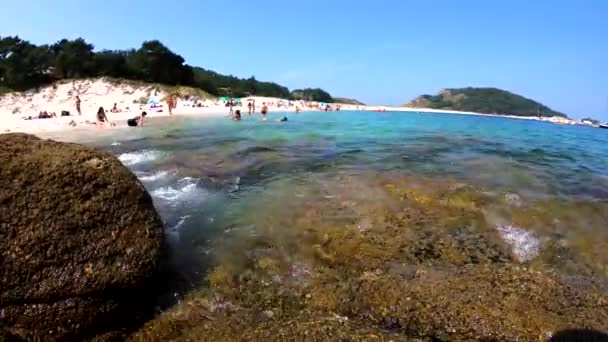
[0,133,164,340]
[133,264,608,341]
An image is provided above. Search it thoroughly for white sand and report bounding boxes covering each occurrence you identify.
[0,78,573,135]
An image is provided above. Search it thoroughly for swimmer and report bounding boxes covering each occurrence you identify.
[233,109,242,121]
[127,111,147,127]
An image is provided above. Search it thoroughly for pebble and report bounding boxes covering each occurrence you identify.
[504,193,522,207]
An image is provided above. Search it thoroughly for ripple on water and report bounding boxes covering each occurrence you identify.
[118,150,164,166]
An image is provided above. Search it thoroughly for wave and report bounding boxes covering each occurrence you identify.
[150,177,202,203]
[118,150,163,166]
[135,170,172,182]
[170,215,191,232]
[496,224,541,262]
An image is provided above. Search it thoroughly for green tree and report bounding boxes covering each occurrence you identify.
[0,36,51,90]
[50,38,95,79]
[130,40,187,85]
[0,35,335,101]
[93,50,133,78]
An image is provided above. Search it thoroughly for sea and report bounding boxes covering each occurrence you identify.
[46,110,608,300]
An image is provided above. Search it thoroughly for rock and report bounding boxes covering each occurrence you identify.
[505,193,522,207]
[0,133,164,340]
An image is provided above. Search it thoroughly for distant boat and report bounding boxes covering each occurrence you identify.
[600,124,608,129]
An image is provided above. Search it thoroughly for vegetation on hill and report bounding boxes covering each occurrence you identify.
[333,97,365,105]
[290,88,334,103]
[0,36,330,100]
[405,87,567,117]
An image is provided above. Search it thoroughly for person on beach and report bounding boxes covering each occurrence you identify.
[38,111,56,119]
[261,103,268,121]
[247,101,253,115]
[127,111,147,127]
[111,103,119,113]
[75,96,81,115]
[96,107,111,125]
[167,95,176,115]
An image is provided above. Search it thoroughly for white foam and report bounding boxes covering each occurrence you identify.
[171,215,191,232]
[497,224,541,262]
[151,183,197,202]
[150,178,202,203]
[111,142,121,146]
[136,170,171,182]
[118,150,163,166]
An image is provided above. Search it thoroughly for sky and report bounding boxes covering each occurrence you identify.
[1,0,607,119]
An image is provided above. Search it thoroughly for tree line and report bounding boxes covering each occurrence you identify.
[0,36,335,102]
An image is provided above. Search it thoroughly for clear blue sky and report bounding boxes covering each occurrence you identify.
[1,0,607,119]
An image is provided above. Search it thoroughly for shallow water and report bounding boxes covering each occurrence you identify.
[49,111,608,301]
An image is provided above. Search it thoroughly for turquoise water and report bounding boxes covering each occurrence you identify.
[58,111,608,294]
[88,111,608,199]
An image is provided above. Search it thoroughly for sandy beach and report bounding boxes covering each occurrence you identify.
[0,78,370,135]
[0,78,571,136]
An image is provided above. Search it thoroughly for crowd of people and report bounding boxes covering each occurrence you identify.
[22,94,305,128]
[229,100,288,122]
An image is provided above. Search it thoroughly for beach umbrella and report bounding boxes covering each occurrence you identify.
[220,97,230,102]
[147,97,159,105]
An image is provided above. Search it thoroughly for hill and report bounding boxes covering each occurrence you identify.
[404,88,567,118]
[0,36,333,101]
[333,97,366,105]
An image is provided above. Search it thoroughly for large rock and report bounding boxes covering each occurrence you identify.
[0,133,164,340]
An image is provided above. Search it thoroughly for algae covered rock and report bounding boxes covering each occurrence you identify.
[132,175,608,341]
[0,133,164,340]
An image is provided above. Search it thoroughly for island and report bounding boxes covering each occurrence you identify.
[404,87,568,118]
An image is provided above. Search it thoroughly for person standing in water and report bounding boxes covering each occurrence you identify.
[233,109,242,121]
[228,98,234,116]
[75,96,81,115]
[261,103,268,121]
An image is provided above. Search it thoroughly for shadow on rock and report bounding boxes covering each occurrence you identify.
[550,329,608,342]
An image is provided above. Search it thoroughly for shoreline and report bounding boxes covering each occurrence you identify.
[0,77,581,136]
[1,105,574,137]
